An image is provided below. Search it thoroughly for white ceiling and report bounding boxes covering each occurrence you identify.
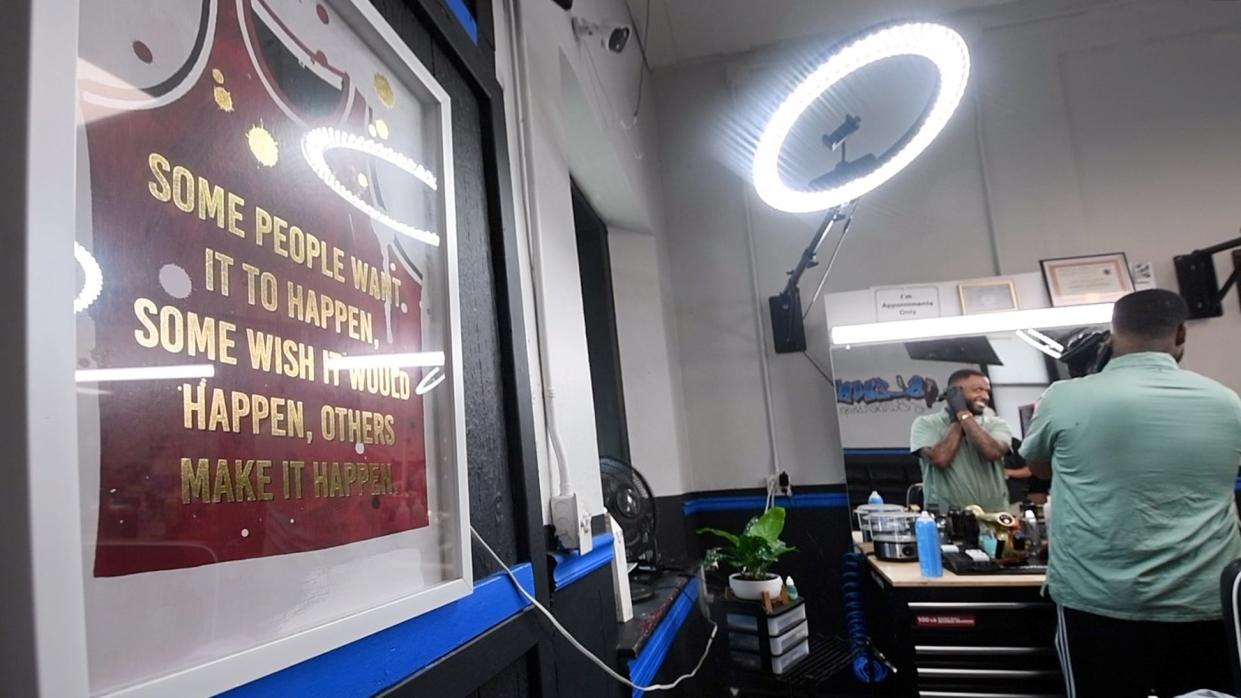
[621,0,1020,69]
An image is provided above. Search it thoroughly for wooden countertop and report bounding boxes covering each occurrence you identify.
[853,531,1045,588]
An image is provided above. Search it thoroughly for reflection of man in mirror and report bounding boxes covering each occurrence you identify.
[909,369,1012,512]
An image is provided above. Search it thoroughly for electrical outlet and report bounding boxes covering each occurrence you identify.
[766,473,793,499]
[551,492,592,552]
[578,512,593,554]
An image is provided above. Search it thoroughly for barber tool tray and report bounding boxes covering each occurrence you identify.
[943,549,1046,575]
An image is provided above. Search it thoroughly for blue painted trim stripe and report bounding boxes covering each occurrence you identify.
[444,0,479,44]
[627,579,699,697]
[682,492,848,515]
[844,447,913,457]
[548,532,615,590]
[222,563,534,698]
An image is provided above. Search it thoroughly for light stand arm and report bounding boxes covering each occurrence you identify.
[769,206,849,353]
[780,207,841,298]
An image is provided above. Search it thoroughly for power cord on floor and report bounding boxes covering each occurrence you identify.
[470,526,718,692]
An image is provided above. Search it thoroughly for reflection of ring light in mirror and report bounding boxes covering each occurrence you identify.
[415,366,446,395]
[831,303,1114,346]
[1015,328,1064,359]
[326,351,446,371]
[75,364,216,382]
[752,22,970,213]
[75,242,103,313]
[301,127,441,247]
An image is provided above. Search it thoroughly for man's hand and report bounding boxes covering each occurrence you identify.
[944,385,971,418]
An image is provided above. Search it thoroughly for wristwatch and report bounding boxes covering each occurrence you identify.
[956,411,974,422]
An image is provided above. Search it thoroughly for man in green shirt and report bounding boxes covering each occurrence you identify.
[1020,289,1241,697]
[909,369,1012,513]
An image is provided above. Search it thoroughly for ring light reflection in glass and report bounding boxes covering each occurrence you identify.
[75,242,103,314]
[415,366,446,395]
[752,22,970,213]
[301,127,441,247]
[831,303,1114,346]
[75,364,216,383]
[325,351,446,371]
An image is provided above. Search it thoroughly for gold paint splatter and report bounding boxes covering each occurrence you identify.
[374,73,395,108]
[373,119,390,140]
[356,173,369,189]
[213,86,234,112]
[212,68,224,84]
[368,123,377,137]
[246,125,279,167]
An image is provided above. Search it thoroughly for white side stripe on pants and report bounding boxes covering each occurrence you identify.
[1055,604,1077,698]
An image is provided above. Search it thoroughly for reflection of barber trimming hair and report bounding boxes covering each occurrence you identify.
[1061,288,1191,377]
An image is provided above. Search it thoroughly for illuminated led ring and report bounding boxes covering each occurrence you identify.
[302,127,441,247]
[74,242,103,314]
[752,22,970,213]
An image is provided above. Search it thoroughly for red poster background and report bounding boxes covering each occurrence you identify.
[81,0,431,577]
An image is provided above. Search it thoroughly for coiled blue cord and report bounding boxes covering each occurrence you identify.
[841,547,889,683]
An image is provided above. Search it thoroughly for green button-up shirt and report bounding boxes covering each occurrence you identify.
[910,411,1013,513]
[1020,352,1241,622]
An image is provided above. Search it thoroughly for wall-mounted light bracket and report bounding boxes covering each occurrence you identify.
[1174,233,1241,319]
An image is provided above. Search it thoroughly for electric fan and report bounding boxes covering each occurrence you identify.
[600,456,658,603]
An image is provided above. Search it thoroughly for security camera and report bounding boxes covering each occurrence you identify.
[572,17,631,53]
[607,26,630,53]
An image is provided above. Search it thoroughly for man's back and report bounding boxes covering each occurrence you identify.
[1020,352,1241,621]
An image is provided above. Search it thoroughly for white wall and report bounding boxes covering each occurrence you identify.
[494,0,692,519]
[973,0,1241,386]
[608,228,691,495]
[653,0,1241,491]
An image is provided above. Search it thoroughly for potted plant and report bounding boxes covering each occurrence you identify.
[699,507,797,601]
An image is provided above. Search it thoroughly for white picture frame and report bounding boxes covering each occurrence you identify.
[51,1,472,695]
[957,279,1018,315]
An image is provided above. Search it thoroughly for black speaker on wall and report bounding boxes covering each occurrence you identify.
[769,288,807,353]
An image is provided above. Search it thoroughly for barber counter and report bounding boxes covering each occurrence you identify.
[859,537,1065,697]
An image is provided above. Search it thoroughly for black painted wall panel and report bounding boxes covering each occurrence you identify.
[365,0,520,574]
[549,565,626,698]
[472,658,528,698]
[432,38,521,573]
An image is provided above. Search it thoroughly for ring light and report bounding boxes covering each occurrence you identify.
[752,22,970,213]
[302,127,441,247]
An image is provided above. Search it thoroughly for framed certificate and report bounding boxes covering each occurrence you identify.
[71,1,470,695]
[958,279,1018,314]
[1041,253,1135,307]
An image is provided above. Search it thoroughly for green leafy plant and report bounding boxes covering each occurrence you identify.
[698,507,797,581]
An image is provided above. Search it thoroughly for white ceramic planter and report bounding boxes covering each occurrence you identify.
[728,573,783,601]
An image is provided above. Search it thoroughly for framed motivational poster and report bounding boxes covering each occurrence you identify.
[72,0,468,694]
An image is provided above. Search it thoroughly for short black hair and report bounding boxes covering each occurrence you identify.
[947,368,986,386]
[1111,289,1188,339]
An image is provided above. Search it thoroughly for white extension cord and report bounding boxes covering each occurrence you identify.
[470,526,718,692]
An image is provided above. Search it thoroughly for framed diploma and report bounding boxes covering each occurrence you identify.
[72,1,470,695]
[957,279,1018,314]
[1040,253,1135,306]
